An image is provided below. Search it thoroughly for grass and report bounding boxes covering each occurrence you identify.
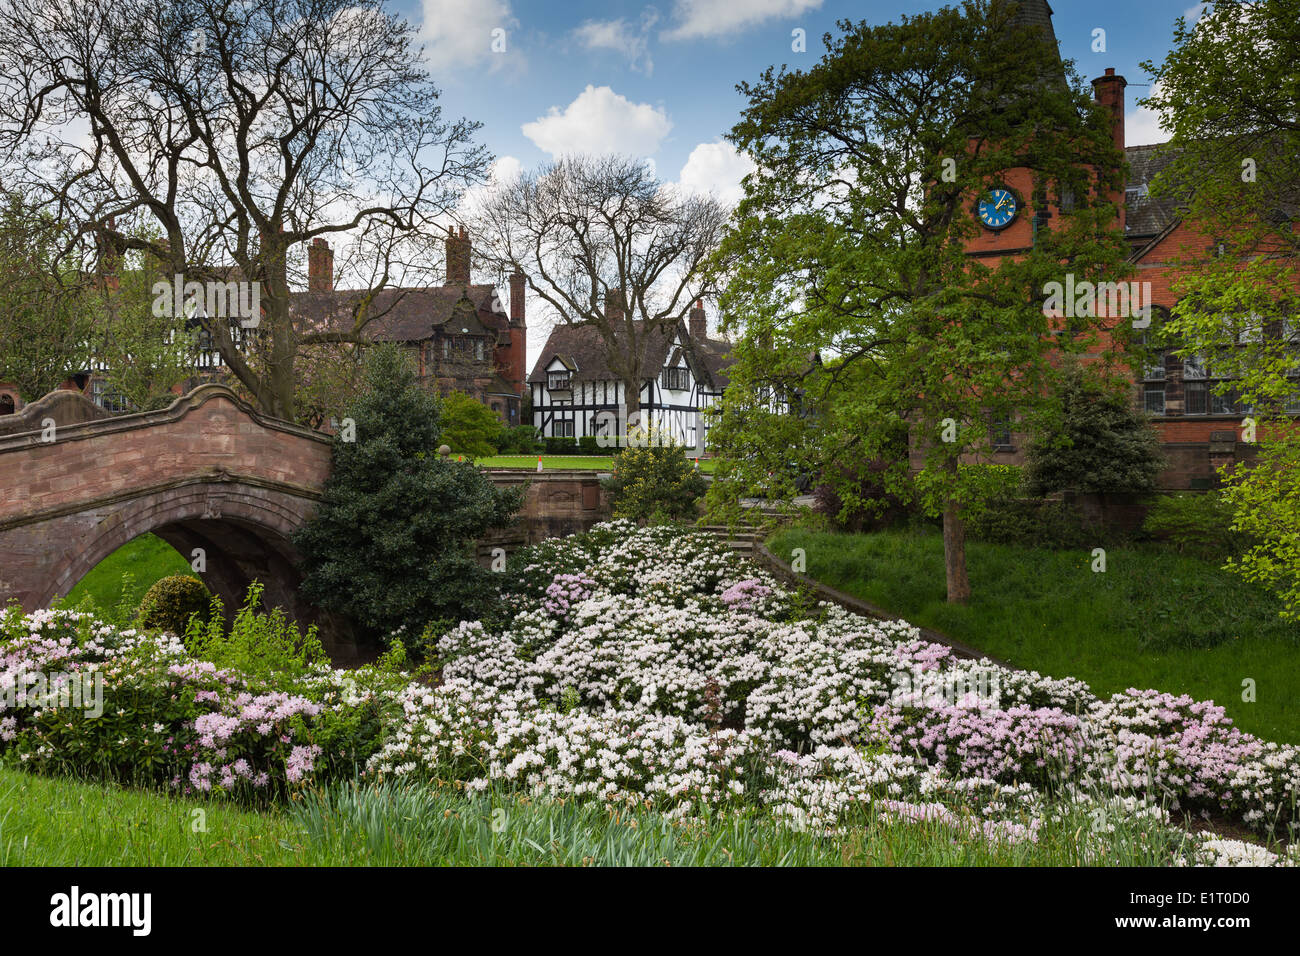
[0,765,1191,866]
[770,526,1300,743]
[476,454,716,473]
[63,533,192,614]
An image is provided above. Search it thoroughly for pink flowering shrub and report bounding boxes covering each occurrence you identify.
[868,701,1085,786]
[542,573,597,618]
[0,603,406,803]
[719,579,774,613]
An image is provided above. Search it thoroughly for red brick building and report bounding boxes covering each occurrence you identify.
[296,227,528,425]
[954,0,1296,490]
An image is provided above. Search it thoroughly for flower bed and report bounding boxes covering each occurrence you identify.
[3,520,1299,864]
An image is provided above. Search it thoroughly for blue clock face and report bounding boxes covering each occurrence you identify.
[977,187,1018,230]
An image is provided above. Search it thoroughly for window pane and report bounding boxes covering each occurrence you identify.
[1186,382,1207,414]
[1144,384,1165,414]
[1183,354,1206,379]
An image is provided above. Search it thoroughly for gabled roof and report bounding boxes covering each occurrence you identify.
[1125,142,1183,243]
[292,284,508,342]
[528,320,733,390]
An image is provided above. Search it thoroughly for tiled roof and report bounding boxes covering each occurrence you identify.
[1125,142,1183,240]
[292,284,508,341]
[528,320,733,390]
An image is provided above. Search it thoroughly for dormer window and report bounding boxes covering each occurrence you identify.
[548,371,571,391]
[662,367,689,391]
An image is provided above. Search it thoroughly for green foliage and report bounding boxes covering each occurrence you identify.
[1143,492,1247,561]
[136,574,211,636]
[0,194,97,401]
[1024,363,1164,496]
[496,424,541,454]
[769,526,1300,741]
[964,498,1094,550]
[704,3,1131,599]
[602,438,708,523]
[543,436,580,455]
[439,390,504,457]
[577,435,601,455]
[183,583,327,681]
[89,238,198,411]
[293,345,523,644]
[1221,438,1300,620]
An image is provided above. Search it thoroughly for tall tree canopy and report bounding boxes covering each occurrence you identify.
[0,0,489,421]
[706,0,1130,602]
[471,155,727,424]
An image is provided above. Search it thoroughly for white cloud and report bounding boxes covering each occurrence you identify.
[522,86,672,158]
[676,141,755,205]
[661,0,822,42]
[419,0,517,73]
[1126,80,1171,147]
[574,10,659,75]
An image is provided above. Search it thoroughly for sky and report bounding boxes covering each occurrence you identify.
[391,0,1209,365]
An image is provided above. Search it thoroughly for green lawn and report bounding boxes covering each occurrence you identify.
[476,454,716,473]
[63,533,192,614]
[769,527,1300,743]
[0,766,1187,866]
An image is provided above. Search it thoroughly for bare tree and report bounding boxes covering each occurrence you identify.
[0,0,489,421]
[471,155,727,423]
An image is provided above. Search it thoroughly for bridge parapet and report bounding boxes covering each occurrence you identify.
[0,385,331,528]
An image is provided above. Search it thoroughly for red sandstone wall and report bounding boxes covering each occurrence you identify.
[0,389,331,521]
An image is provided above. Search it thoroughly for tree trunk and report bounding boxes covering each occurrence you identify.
[622,375,642,445]
[942,456,971,603]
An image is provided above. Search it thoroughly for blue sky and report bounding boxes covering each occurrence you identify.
[397,0,1208,205]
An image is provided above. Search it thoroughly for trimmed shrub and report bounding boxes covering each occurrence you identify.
[602,440,708,523]
[136,574,210,635]
[577,435,601,455]
[497,425,541,455]
[964,498,1095,549]
[813,459,912,532]
[543,436,580,455]
[1025,363,1164,496]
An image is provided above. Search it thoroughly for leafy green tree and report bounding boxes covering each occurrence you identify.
[1024,362,1164,496]
[1141,0,1300,616]
[440,390,504,458]
[293,346,523,644]
[706,1,1130,602]
[90,246,199,411]
[0,194,96,401]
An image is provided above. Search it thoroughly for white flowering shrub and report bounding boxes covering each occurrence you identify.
[5,520,1299,863]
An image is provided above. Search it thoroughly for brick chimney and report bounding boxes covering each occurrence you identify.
[445,225,471,286]
[509,269,526,327]
[97,216,120,293]
[1092,67,1127,231]
[606,289,625,325]
[689,299,707,340]
[307,237,334,293]
[498,269,528,398]
[1092,68,1126,153]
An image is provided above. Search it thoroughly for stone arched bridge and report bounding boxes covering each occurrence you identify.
[0,385,608,660]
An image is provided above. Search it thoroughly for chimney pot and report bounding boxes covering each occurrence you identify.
[689,300,707,341]
[445,226,472,286]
